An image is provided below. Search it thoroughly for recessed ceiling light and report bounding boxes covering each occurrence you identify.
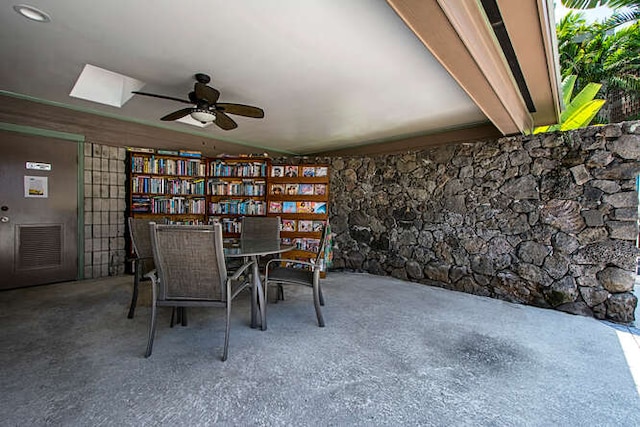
[13,4,51,22]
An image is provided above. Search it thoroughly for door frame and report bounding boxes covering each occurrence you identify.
[0,122,85,280]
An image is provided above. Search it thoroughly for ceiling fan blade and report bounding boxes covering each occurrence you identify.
[161,108,193,121]
[217,103,265,118]
[213,111,238,130]
[132,91,191,104]
[195,83,220,104]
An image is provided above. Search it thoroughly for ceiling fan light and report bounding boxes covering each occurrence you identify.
[190,109,216,123]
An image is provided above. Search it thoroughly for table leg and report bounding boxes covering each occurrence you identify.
[250,256,267,331]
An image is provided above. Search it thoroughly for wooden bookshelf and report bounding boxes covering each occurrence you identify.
[207,157,270,237]
[266,164,330,275]
[127,151,207,224]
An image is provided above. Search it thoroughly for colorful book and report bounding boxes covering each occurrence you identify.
[297,201,313,213]
[271,166,284,177]
[285,184,299,195]
[269,201,282,213]
[299,184,314,195]
[281,219,296,232]
[315,167,328,177]
[301,166,316,177]
[284,166,298,177]
[271,184,284,195]
[313,202,327,214]
[283,201,297,213]
[298,220,313,232]
[314,184,326,195]
[312,221,325,232]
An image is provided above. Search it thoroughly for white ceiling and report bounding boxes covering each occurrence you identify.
[0,0,488,155]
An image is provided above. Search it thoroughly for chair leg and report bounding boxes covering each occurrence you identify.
[222,299,231,362]
[278,284,284,301]
[318,284,325,306]
[312,279,325,327]
[170,307,176,327]
[145,286,158,358]
[127,261,141,319]
[181,307,188,327]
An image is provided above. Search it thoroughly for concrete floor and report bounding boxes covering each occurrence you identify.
[1,272,639,426]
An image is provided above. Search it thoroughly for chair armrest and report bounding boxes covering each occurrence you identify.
[144,269,157,282]
[265,258,318,271]
[229,260,255,281]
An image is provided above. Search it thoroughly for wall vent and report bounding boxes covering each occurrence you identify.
[17,225,63,270]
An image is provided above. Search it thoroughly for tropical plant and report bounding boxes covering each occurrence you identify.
[561,0,639,28]
[556,12,640,96]
[532,75,605,133]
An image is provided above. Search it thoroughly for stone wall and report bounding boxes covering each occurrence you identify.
[319,122,640,323]
[82,142,127,278]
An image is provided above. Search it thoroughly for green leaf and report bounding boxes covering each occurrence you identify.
[559,99,606,130]
[562,75,577,107]
[560,82,603,123]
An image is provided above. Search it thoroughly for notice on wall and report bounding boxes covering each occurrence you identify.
[24,175,48,198]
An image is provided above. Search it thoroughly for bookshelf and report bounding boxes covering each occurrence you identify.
[266,164,330,275]
[127,150,208,224]
[207,157,270,237]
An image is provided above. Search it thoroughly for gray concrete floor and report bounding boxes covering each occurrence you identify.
[1,272,639,426]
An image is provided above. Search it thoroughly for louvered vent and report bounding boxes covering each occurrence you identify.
[18,225,63,270]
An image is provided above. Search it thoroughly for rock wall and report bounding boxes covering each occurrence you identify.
[313,122,639,323]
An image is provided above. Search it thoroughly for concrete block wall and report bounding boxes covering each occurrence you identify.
[83,142,127,278]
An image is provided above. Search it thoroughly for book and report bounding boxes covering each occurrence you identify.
[281,219,296,232]
[271,166,284,177]
[283,201,297,213]
[157,149,179,156]
[297,201,313,213]
[314,184,326,195]
[301,166,316,177]
[285,184,299,195]
[315,167,328,177]
[298,220,313,232]
[312,221,325,232]
[127,146,155,153]
[299,184,314,195]
[271,184,284,195]
[269,201,282,213]
[312,202,327,214]
[179,150,202,158]
[284,165,298,177]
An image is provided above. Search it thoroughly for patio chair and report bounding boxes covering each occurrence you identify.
[145,222,254,361]
[263,224,328,327]
[240,216,281,240]
[126,217,159,319]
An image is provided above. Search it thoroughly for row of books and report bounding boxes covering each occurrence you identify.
[209,200,267,216]
[219,218,242,234]
[269,201,326,214]
[271,183,326,196]
[271,165,327,178]
[280,238,322,253]
[131,156,206,177]
[130,196,206,214]
[127,147,203,158]
[131,176,206,195]
[281,219,325,233]
[207,180,266,196]
[209,161,267,178]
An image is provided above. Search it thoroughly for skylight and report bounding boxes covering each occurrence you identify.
[70,64,144,108]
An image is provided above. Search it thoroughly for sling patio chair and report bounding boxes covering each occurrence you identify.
[145,222,255,361]
[263,224,328,327]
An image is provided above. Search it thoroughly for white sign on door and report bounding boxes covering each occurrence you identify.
[24,176,48,198]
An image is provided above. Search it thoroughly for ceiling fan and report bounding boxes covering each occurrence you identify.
[132,73,264,130]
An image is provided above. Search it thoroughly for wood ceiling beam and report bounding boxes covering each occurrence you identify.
[385,0,534,135]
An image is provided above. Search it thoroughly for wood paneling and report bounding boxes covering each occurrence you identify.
[0,94,276,157]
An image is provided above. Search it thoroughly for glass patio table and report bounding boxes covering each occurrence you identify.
[224,239,294,330]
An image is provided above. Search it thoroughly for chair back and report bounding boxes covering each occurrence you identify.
[149,223,227,302]
[128,217,160,275]
[241,216,280,240]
